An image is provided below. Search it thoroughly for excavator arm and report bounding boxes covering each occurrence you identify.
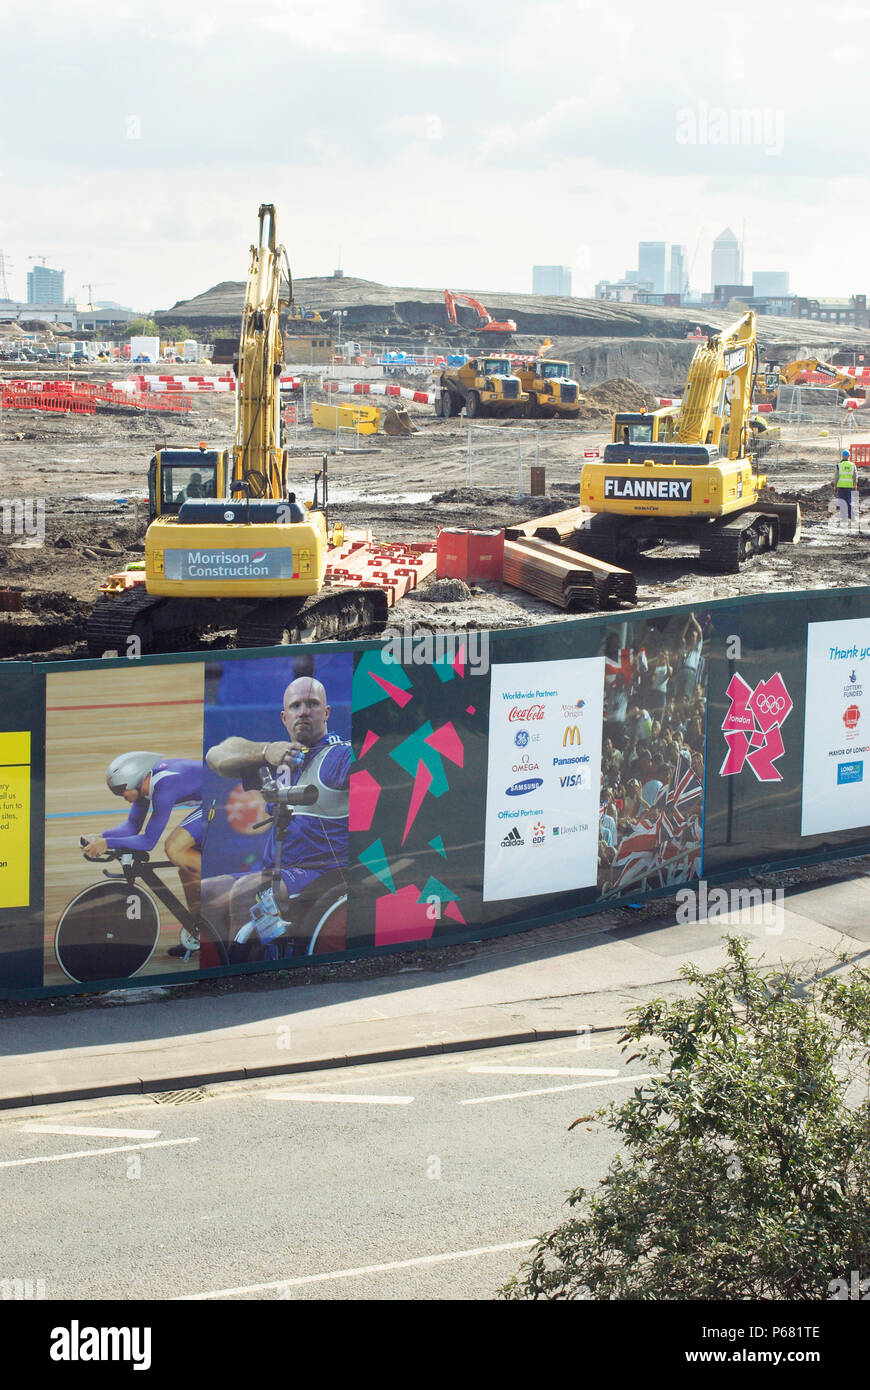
[233,203,292,500]
[443,288,517,334]
[676,310,757,459]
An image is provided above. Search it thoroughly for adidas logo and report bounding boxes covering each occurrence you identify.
[501,827,524,848]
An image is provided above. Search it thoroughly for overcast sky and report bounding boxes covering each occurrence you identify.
[0,0,865,311]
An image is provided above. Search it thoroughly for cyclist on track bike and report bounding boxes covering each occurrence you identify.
[202,675,350,960]
[81,751,203,960]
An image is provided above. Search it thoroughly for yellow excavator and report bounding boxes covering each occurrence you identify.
[87,206,387,655]
[578,311,800,572]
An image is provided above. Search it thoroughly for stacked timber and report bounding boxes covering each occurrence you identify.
[502,535,636,611]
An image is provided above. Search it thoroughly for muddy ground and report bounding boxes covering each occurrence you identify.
[2,365,869,661]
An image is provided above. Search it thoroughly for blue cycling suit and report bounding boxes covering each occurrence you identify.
[103,757,203,853]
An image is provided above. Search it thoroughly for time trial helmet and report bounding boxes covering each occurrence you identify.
[106,751,162,797]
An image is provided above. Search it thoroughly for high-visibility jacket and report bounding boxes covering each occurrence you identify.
[838,457,858,489]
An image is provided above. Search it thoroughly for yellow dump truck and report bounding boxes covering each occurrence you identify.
[434,356,527,418]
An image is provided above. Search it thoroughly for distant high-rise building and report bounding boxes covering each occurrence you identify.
[711,229,740,294]
[752,271,790,297]
[26,265,64,305]
[532,265,572,297]
[638,242,666,295]
[668,245,689,298]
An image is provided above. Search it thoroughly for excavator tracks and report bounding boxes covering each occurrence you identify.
[87,586,391,658]
[236,588,389,649]
[86,589,200,658]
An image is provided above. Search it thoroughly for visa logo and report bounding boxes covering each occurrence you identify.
[559,773,588,788]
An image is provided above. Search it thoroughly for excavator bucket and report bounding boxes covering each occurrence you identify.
[382,405,417,436]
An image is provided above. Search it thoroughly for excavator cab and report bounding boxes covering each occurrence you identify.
[612,408,678,447]
[148,448,228,521]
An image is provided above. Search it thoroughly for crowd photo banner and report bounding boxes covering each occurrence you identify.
[2,585,870,997]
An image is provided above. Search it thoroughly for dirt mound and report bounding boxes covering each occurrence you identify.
[578,377,658,422]
[761,482,832,518]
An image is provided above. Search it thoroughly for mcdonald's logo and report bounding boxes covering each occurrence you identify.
[562,725,581,747]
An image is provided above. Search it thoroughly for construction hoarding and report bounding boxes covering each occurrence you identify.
[2,585,870,998]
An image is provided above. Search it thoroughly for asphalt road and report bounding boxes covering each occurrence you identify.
[0,1035,656,1301]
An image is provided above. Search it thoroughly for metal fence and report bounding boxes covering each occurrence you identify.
[465,420,542,493]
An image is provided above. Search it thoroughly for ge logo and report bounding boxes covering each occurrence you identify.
[755,695,785,715]
[514,730,529,748]
[223,510,234,520]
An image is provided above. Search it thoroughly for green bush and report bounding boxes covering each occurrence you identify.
[503,938,870,1300]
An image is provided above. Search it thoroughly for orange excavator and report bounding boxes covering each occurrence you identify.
[443,289,517,337]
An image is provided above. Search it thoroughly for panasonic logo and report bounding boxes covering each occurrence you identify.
[604,478,693,500]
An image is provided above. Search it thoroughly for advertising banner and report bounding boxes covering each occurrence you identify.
[483,658,604,902]
[6,585,870,999]
[802,617,870,836]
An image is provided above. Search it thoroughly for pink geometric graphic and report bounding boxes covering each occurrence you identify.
[748,673,793,736]
[402,760,433,844]
[720,670,793,782]
[359,730,380,759]
[721,673,753,733]
[349,769,381,832]
[375,884,436,946]
[747,723,786,782]
[424,721,464,767]
[719,730,750,777]
[466,705,476,715]
[443,901,467,925]
[453,642,466,678]
[368,671,414,707]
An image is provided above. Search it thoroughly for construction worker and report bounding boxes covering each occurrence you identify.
[836,448,859,525]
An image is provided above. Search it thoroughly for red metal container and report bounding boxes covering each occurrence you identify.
[467,528,504,581]
[436,529,469,579]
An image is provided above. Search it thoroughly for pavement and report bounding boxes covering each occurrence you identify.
[2,872,869,1110]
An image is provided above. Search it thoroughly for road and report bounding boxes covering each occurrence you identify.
[0,1035,654,1301]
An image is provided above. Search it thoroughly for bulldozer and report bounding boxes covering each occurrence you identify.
[433,355,527,418]
[87,206,388,656]
[577,311,800,573]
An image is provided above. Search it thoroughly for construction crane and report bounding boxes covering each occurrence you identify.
[81,282,109,309]
[578,311,800,573]
[443,289,517,336]
[86,204,389,655]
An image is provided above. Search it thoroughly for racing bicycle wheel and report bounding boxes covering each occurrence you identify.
[304,889,348,955]
[55,881,161,984]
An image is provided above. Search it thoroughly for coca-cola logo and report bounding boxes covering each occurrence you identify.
[508,704,545,722]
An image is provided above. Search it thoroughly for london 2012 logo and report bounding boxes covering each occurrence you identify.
[720,672,793,782]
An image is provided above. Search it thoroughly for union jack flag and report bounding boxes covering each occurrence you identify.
[657,750,703,842]
[607,753,703,895]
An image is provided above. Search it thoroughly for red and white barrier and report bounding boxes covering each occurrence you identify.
[321,378,434,406]
[656,397,682,407]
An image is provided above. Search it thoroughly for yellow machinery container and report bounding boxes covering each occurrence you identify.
[311,400,381,434]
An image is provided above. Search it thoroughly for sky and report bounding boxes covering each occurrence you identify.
[0,0,866,312]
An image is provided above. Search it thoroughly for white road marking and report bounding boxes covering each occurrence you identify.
[265,1092,414,1105]
[0,1137,198,1168]
[20,1125,161,1139]
[467,1066,620,1078]
[459,1073,663,1105]
[176,1239,535,1300]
